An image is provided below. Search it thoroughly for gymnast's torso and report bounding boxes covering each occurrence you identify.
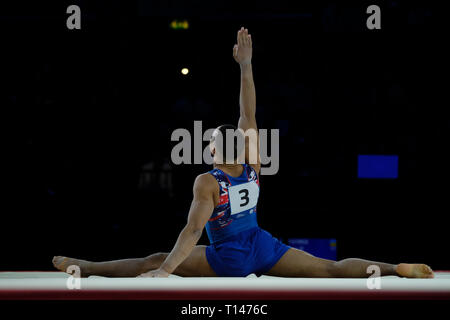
[205,164,260,244]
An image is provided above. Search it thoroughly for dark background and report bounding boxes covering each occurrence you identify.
[1,1,448,271]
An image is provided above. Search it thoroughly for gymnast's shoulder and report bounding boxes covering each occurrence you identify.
[192,172,218,193]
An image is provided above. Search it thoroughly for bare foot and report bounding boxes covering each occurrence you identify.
[52,256,92,277]
[396,263,434,278]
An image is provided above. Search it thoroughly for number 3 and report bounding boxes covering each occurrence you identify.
[239,189,249,207]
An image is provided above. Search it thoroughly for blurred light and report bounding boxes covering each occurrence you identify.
[181,68,189,75]
[170,19,189,30]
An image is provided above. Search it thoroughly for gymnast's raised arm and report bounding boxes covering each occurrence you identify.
[233,27,261,174]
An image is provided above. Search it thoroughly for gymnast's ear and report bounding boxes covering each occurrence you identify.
[209,140,216,155]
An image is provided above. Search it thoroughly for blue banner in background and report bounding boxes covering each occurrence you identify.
[287,238,337,260]
[357,155,399,179]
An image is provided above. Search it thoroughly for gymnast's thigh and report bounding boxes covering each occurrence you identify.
[264,247,335,278]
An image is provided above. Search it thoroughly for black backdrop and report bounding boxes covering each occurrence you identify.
[2,1,448,271]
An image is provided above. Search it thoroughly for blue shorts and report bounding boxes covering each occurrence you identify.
[205,227,291,277]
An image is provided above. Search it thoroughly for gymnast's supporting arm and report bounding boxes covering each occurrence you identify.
[139,174,215,277]
[234,27,261,173]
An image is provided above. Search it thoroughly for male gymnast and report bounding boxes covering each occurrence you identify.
[53,27,433,279]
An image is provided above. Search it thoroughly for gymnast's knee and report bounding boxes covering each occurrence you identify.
[142,252,168,272]
[325,261,342,277]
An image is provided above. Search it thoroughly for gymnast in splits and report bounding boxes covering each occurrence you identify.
[53,27,433,279]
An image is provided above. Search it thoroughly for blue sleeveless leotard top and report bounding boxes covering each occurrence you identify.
[205,164,260,244]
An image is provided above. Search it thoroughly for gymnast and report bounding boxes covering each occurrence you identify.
[53,27,433,279]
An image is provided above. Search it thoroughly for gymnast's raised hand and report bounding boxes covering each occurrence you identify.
[233,27,252,65]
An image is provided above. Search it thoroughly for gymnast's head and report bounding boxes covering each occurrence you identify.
[210,124,245,165]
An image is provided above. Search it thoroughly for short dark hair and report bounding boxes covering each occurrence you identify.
[211,124,244,162]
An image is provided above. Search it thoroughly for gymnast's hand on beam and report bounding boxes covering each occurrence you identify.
[138,268,170,278]
[233,27,252,65]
